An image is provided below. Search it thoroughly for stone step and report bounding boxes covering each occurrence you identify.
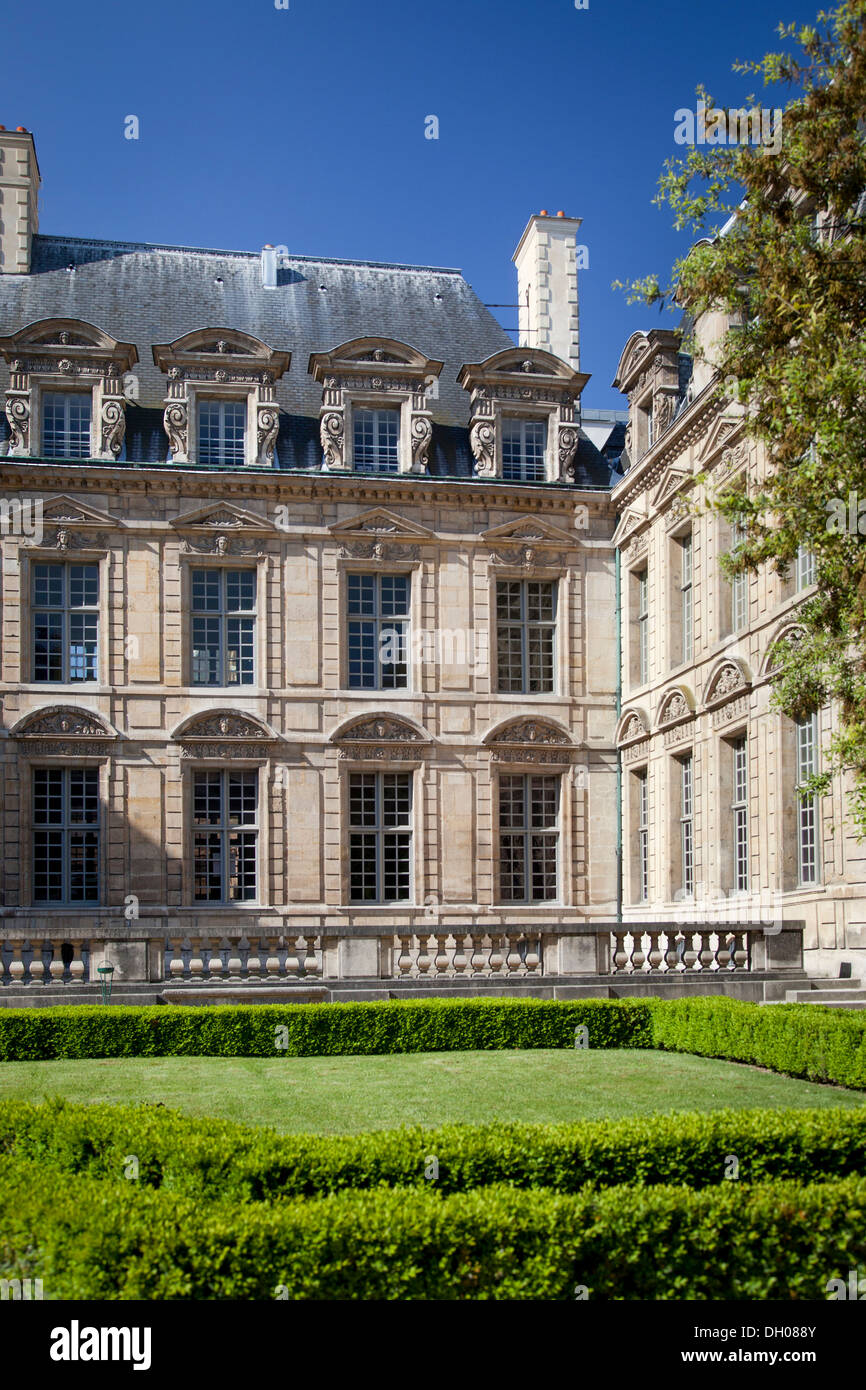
[785,988,866,1004]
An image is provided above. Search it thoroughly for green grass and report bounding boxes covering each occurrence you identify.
[1,1048,863,1133]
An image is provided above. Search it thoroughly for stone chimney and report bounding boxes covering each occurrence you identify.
[0,126,40,274]
[513,211,582,370]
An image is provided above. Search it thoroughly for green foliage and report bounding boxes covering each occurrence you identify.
[0,997,654,1062]
[2,1097,865,1200]
[617,0,866,836]
[1,1153,864,1299]
[650,995,866,1088]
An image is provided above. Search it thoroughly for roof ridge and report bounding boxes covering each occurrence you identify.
[34,235,464,275]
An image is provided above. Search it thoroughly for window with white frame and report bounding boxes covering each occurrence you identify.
[496,579,556,693]
[501,417,547,481]
[636,569,649,685]
[796,714,819,884]
[347,573,409,690]
[796,544,817,591]
[190,569,256,686]
[192,769,258,902]
[636,769,649,904]
[498,773,559,903]
[349,772,412,902]
[680,533,693,664]
[679,754,694,896]
[732,736,749,892]
[353,407,400,473]
[731,522,748,633]
[197,399,247,466]
[32,562,99,683]
[32,767,100,904]
[41,392,92,459]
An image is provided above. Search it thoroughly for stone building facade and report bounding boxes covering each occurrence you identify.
[611,318,866,980]
[0,125,861,993]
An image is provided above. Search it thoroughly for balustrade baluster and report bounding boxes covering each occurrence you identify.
[246,937,263,981]
[48,939,65,985]
[226,938,243,979]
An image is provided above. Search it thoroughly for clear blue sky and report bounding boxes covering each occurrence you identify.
[3,0,820,408]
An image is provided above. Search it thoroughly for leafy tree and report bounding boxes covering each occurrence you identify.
[618,0,866,836]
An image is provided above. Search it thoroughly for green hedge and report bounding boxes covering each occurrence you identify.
[3,1098,865,1200]
[0,997,653,1061]
[651,996,866,1089]
[1,1154,864,1299]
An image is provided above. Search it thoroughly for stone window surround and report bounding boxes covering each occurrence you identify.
[18,543,110,688]
[717,723,751,897]
[178,552,268,693]
[0,319,138,463]
[486,562,568,700]
[16,753,110,911]
[335,552,422,695]
[179,756,272,910]
[336,759,423,909]
[490,767,567,908]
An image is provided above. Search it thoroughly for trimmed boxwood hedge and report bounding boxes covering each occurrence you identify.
[2,994,866,1091]
[0,996,653,1060]
[651,996,866,1089]
[1,1154,864,1300]
[2,1098,866,1200]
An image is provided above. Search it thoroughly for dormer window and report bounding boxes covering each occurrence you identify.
[308,338,443,476]
[197,399,247,467]
[457,348,588,484]
[152,330,290,468]
[42,392,92,459]
[501,417,548,482]
[353,407,400,474]
[0,318,137,462]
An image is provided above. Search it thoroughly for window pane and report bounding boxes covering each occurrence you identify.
[191,569,221,612]
[353,408,400,473]
[191,616,221,684]
[502,418,547,481]
[42,393,92,459]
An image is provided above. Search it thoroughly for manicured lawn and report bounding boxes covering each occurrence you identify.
[0,1048,862,1132]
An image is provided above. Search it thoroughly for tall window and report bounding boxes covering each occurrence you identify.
[197,400,247,466]
[353,408,400,473]
[796,714,819,884]
[796,544,817,591]
[732,737,749,892]
[679,754,694,897]
[191,569,256,686]
[193,770,258,902]
[680,533,693,664]
[349,773,412,902]
[636,569,649,685]
[731,523,747,633]
[32,562,99,683]
[347,573,409,689]
[32,767,99,904]
[501,418,547,481]
[42,392,92,459]
[637,770,649,904]
[499,774,559,903]
[496,580,556,693]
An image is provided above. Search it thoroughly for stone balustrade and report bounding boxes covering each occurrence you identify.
[0,920,803,989]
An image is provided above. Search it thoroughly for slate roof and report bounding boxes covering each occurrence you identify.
[0,233,617,488]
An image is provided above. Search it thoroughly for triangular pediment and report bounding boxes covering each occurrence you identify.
[41,495,124,528]
[481,514,576,546]
[171,503,278,533]
[329,508,434,540]
[651,467,691,512]
[699,414,745,467]
[611,506,649,550]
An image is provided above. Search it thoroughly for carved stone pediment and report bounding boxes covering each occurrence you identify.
[611,506,650,552]
[485,719,574,762]
[699,414,746,468]
[651,467,692,513]
[172,503,278,535]
[617,709,650,746]
[40,495,122,528]
[481,514,575,547]
[657,687,695,728]
[174,711,274,742]
[762,622,808,676]
[329,508,434,541]
[13,706,115,740]
[704,659,751,709]
[332,714,430,760]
